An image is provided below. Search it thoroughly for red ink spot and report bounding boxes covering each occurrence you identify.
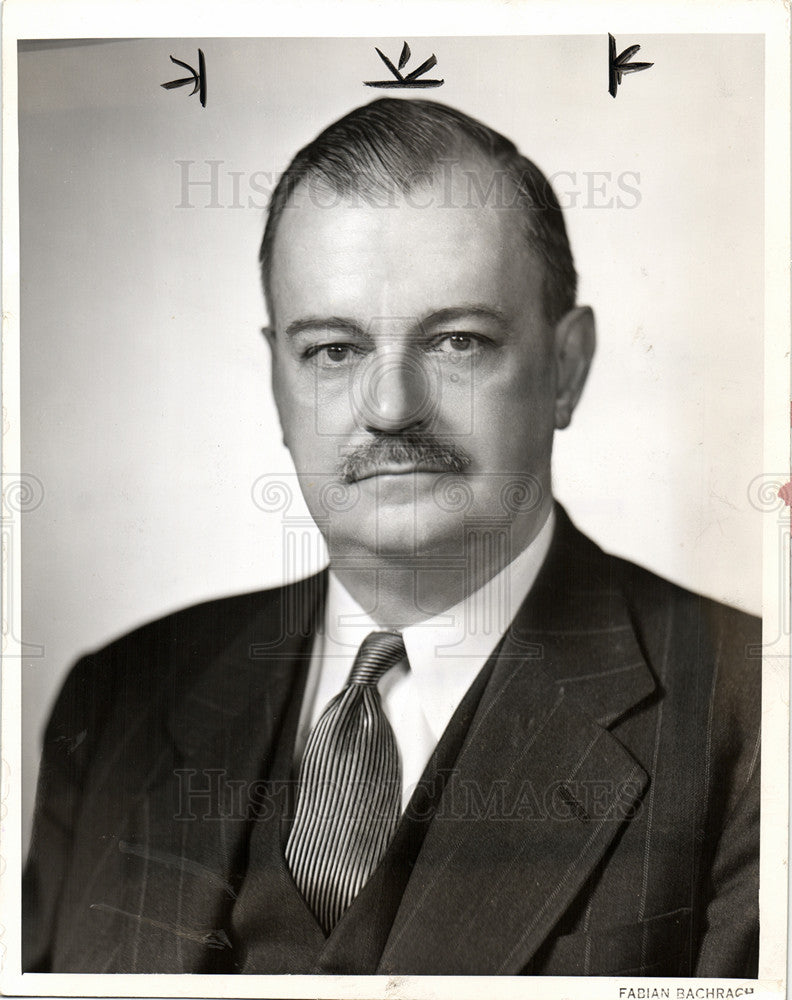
[779,482,792,507]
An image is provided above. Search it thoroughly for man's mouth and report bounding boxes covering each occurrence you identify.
[350,460,459,483]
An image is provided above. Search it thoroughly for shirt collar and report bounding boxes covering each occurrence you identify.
[324,507,555,741]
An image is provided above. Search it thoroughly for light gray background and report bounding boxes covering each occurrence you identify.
[18,35,764,851]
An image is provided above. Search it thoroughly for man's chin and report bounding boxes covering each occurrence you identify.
[325,497,467,561]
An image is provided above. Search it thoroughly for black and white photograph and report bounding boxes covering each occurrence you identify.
[2,2,788,997]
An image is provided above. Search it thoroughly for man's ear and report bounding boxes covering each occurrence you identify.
[261,325,277,349]
[552,306,596,430]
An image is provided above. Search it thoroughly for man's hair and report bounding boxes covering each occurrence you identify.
[259,98,577,326]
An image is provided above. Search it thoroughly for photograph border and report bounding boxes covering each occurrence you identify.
[2,2,788,997]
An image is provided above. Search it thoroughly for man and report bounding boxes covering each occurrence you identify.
[23,98,760,977]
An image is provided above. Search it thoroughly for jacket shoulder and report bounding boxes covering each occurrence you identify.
[92,573,322,661]
[43,574,325,747]
[554,506,761,735]
[609,548,760,637]
[603,547,761,761]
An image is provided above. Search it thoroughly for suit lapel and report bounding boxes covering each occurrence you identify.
[166,571,325,770]
[380,508,656,975]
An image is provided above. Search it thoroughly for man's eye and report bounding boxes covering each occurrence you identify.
[323,345,351,362]
[432,333,482,354]
[304,344,359,365]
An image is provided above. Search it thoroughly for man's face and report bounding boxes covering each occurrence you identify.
[267,161,588,567]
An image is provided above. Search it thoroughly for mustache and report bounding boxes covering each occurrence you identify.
[338,433,471,484]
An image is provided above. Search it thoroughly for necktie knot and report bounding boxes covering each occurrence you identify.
[346,630,406,687]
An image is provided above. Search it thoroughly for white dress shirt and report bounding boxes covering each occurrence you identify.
[293,508,555,811]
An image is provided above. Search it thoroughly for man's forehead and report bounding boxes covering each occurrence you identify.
[269,160,541,320]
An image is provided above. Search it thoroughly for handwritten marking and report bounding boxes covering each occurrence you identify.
[161,49,207,108]
[365,42,444,89]
[118,840,237,898]
[55,729,87,755]
[609,34,653,98]
[89,903,231,949]
[557,783,591,823]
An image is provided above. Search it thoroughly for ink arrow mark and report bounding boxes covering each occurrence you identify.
[161,49,207,108]
[609,34,653,98]
[365,42,444,89]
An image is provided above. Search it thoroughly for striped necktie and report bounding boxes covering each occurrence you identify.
[285,629,405,934]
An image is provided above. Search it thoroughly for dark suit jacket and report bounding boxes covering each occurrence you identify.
[23,505,761,976]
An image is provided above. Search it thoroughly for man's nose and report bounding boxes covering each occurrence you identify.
[352,350,436,432]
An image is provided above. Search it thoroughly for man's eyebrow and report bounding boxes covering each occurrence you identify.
[284,317,367,338]
[283,306,509,339]
[419,305,509,329]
